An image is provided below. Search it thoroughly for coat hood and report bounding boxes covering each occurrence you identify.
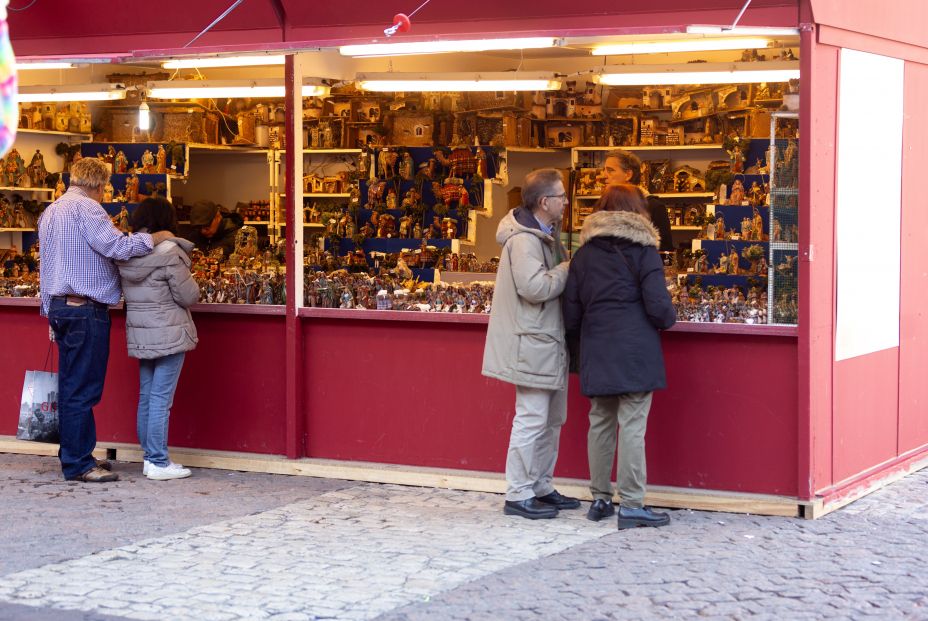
[579,210,660,248]
[117,237,194,283]
[496,206,552,246]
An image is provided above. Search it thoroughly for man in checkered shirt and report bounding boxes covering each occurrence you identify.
[39,158,173,483]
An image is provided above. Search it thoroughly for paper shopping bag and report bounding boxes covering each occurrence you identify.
[16,370,59,443]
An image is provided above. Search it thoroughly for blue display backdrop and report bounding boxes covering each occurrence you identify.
[353,146,500,242]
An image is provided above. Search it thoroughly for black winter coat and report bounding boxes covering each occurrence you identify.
[563,210,677,397]
[647,195,675,252]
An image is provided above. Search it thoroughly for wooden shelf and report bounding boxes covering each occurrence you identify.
[188,143,268,154]
[302,193,352,198]
[0,186,54,193]
[654,192,714,199]
[16,128,91,139]
[0,228,36,232]
[243,220,271,225]
[573,145,724,152]
[672,226,702,231]
[303,149,363,154]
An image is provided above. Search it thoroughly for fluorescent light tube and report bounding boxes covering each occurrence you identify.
[592,37,773,56]
[17,83,127,102]
[597,61,799,85]
[686,26,800,36]
[147,80,330,99]
[162,55,286,69]
[138,101,150,131]
[357,72,561,92]
[15,62,75,70]
[341,37,560,57]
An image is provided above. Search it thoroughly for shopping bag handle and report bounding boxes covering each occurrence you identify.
[44,340,56,373]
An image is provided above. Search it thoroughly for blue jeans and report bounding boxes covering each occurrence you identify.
[48,297,111,480]
[137,352,185,467]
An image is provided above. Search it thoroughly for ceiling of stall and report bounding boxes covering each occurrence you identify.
[8,0,799,58]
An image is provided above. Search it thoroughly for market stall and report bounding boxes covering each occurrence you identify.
[1,0,926,518]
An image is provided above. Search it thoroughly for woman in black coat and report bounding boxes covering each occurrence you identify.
[563,184,676,529]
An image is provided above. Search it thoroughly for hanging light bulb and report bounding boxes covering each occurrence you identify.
[138,100,150,131]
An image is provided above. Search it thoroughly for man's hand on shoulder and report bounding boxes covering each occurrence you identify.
[150,231,173,246]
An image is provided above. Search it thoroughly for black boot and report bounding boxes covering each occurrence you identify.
[586,498,615,522]
[535,490,581,510]
[504,498,558,519]
[617,505,670,529]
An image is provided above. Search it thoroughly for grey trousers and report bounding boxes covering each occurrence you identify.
[505,384,568,501]
[588,392,653,508]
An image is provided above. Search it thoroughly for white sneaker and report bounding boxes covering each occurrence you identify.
[142,460,151,476]
[146,462,191,481]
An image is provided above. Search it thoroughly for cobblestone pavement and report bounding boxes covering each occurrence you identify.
[1,453,926,621]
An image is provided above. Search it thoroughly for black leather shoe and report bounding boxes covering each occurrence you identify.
[535,490,581,510]
[617,505,670,529]
[504,498,558,520]
[586,498,615,522]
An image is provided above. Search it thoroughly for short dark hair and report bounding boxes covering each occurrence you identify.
[595,184,649,218]
[522,168,564,212]
[605,150,642,185]
[130,197,177,235]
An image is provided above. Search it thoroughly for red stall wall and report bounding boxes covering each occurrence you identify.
[303,318,799,497]
[805,0,928,494]
[1,306,287,455]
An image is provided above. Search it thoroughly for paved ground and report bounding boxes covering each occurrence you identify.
[0,453,926,621]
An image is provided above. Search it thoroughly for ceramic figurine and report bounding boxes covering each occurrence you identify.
[4,148,25,186]
[27,150,47,188]
[115,150,128,174]
[442,217,458,240]
[141,149,155,173]
[398,151,414,181]
[102,181,114,203]
[729,179,745,205]
[125,175,140,203]
[54,177,66,199]
[729,249,740,274]
[156,145,167,174]
[715,215,726,240]
[413,222,422,239]
[752,207,764,241]
[398,215,412,238]
[385,188,398,211]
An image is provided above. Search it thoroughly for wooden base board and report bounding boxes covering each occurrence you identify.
[808,448,928,519]
[1,436,801,517]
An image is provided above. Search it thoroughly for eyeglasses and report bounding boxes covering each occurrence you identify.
[545,193,568,200]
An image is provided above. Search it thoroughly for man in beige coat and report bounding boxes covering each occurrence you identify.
[482,168,580,519]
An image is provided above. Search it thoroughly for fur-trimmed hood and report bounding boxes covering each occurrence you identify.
[579,210,660,248]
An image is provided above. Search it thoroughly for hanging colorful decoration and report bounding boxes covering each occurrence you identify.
[0,0,17,158]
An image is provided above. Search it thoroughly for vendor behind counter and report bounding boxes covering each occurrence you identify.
[185,201,244,258]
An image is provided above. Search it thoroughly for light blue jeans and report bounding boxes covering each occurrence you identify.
[137,352,186,467]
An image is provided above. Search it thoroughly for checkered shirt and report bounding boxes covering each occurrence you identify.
[38,186,153,316]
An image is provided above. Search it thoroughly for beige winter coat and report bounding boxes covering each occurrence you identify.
[117,237,199,359]
[482,207,569,390]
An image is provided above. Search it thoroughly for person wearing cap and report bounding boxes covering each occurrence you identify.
[185,201,244,258]
[39,157,174,483]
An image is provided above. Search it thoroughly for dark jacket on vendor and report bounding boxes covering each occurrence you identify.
[185,201,244,258]
[562,209,676,397]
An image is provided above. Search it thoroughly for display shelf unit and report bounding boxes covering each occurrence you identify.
[767,111,800,325]
[0,228,35,232]
[16,128,92,139]
[0,186,54,193]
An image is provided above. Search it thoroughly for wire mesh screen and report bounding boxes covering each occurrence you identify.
[768,116,799,325]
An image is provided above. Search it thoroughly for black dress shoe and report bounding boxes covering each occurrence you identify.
[586,498,616,522]
[617,505,670,529]
[504,498,558,520]
[535,490,581,510]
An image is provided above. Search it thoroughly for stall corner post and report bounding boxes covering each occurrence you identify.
[285,53,306,460]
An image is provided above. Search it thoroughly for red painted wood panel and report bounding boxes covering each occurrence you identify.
[0,308,287,455]
[832,348,899,483]
[805,35,839,494]
[898,61,928,453]
[303,319,799,496]
[8,1,799,57]
[808,0,928,51]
